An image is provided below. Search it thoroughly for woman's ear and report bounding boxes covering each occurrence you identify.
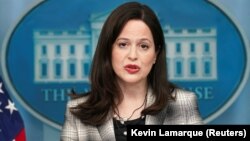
[153,46,160,64]
[153,53,157,64]
[153,57,156,64]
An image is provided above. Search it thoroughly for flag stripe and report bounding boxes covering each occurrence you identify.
[15,128,26,141]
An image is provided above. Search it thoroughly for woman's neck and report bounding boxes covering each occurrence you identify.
[117,79,148,99]
[115,80,148,120]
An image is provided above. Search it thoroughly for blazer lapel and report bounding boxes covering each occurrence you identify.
[145,87,167,125]
[97,117,116,141]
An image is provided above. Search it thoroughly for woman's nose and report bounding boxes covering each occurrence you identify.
[128,46,138,61]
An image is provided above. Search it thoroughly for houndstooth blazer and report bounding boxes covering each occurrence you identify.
[60,88,204,141]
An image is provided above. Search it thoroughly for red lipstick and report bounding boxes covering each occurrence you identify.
[124,64,140,74]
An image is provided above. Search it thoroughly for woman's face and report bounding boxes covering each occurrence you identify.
[112,20,156,85]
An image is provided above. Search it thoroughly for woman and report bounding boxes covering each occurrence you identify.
[60,2,203,141]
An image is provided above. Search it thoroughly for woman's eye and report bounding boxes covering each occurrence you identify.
[140,44,149,49]
[118,42,127,48]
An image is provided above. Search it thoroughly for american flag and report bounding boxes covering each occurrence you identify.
[0,76,26,141]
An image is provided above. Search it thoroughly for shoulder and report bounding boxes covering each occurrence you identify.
[168,88,200,111]
[164,88,203,124]
[66,95,89,108]
[172,88,198,102]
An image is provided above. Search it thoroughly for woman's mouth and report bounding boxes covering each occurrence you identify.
[124,64,140,74]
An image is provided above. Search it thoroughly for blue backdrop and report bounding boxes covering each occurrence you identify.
[0,0,249,140]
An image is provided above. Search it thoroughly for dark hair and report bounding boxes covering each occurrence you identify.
[70,1,175,126]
